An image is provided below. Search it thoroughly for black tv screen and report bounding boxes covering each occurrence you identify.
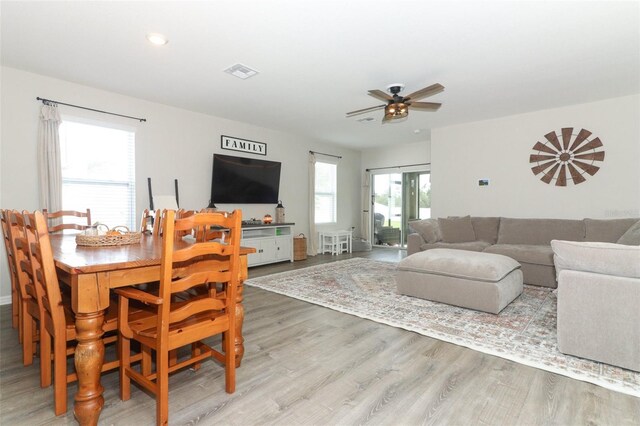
[211,154,281,204]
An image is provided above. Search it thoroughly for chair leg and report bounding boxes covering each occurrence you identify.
[119,334,131,401]
[191,343,201,371]
[53,335,68,416]
[169,349,177,367]
[223,330,236,394]
[142,345,152,377]
[156,348,169,426]
[40,328,52,388]
[17,302,23,344]
[22,310,34,366]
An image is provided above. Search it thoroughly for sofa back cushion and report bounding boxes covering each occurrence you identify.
[408,218,440,243]
[497,218,584,245]
[471,217,500,244]
[438,216,476,243]
[584,218,639,242]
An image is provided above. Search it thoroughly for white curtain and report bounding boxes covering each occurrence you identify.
[38,104,62,211]
[361,170,371,242]
[308,153,317,255]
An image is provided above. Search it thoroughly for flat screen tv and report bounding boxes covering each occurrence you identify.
[210,154,281,204]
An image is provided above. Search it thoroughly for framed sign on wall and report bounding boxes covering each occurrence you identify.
[221,135,267,156]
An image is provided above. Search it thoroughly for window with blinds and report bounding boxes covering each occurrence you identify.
[59,120,136,229]
[314,161,337,224]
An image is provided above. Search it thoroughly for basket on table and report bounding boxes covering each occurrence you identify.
[75,225,142,247]
[293,233,307,261]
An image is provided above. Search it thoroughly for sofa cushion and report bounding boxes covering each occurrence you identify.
[438,216,476,243]
[551,240,640,279]
[420,241,491,252]
[408,218,440,243]
[484,244,554,266]
[497,218,584,245]
[471,217,500,244]
[584,218,639,242]
[617,220,640,245]
[398,248,521,282]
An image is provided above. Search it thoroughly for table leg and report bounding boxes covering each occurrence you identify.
[234,256,248,367]
[73,311,105,426]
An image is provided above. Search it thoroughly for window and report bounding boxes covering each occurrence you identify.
[314,161,337,223]
[59,120,136,229]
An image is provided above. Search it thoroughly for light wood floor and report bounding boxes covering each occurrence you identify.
[1,248,638,425]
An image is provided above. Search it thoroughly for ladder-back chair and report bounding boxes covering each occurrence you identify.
[116,209,242,425]
[1,209,20,333]
[5,210,40,367]
[23,210,124,415]
[43,209,91,233]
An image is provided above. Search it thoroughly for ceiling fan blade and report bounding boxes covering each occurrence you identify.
[408,102,442,111]
[368,90,393,102]
[346,104,386,117]
[572,160,600,175]
[404,83,444,102]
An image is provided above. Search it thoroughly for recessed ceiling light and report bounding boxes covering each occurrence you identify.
[146,33,168,46]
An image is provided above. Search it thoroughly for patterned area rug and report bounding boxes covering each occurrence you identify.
[246,258,640,397]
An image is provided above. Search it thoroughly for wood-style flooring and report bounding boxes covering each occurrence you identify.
[1,248,638,425]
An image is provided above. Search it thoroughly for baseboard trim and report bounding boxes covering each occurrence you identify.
[0,295,12,306]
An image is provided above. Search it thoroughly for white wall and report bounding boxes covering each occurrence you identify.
[0,66,362,300]
[361,140,430,172]
[431,94,640,219]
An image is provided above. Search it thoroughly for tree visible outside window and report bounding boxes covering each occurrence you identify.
[314,161,337,223]
[59,120,136,229]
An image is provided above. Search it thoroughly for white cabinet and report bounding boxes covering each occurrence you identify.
[241,224,294,267]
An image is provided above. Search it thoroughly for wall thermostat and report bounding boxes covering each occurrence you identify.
[478,179,489,186]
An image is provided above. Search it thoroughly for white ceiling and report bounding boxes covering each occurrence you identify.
[2,1,639,149]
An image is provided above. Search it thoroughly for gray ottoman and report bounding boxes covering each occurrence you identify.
[396,249,523,314]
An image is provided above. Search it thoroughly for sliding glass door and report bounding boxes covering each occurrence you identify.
[372,170,430,248]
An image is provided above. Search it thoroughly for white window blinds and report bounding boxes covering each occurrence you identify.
[314,160,337,224]
[59,120,136,229]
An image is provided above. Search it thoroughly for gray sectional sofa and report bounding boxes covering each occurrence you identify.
[407,216,640,288]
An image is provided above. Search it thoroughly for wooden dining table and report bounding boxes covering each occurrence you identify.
[49,233,255,426]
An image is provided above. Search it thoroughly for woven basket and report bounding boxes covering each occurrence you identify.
[75,225,142,247]
[293,233,307,261]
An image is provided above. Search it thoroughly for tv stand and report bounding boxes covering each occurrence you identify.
[241,223,295,267]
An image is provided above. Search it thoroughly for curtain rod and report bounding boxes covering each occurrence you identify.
[309,150,342,159]
[36,97,147,122]
[366,162,430,172]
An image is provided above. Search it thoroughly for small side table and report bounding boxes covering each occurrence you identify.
[319,230,352,255]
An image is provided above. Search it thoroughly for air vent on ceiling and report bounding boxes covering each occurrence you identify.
[224,63,259,80]
[357,117,375,123]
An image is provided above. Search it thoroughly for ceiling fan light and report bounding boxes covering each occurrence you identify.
[385,103,408,119]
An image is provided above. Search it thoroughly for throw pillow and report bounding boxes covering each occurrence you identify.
[408,219,440,243]
[438,215,476,243]
[617,220,640,245]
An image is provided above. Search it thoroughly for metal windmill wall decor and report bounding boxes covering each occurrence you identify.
[529,127,605,186]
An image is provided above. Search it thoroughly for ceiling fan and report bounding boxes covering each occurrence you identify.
[346,83,444,122]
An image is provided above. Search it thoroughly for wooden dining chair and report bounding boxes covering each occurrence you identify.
[4,210,41,367]
[116,209,242,425]
[1,209,20,333]
[22,210,127,415]
[43,208,91,233]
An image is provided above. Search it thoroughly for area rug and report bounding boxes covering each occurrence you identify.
[245,258,640,397]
